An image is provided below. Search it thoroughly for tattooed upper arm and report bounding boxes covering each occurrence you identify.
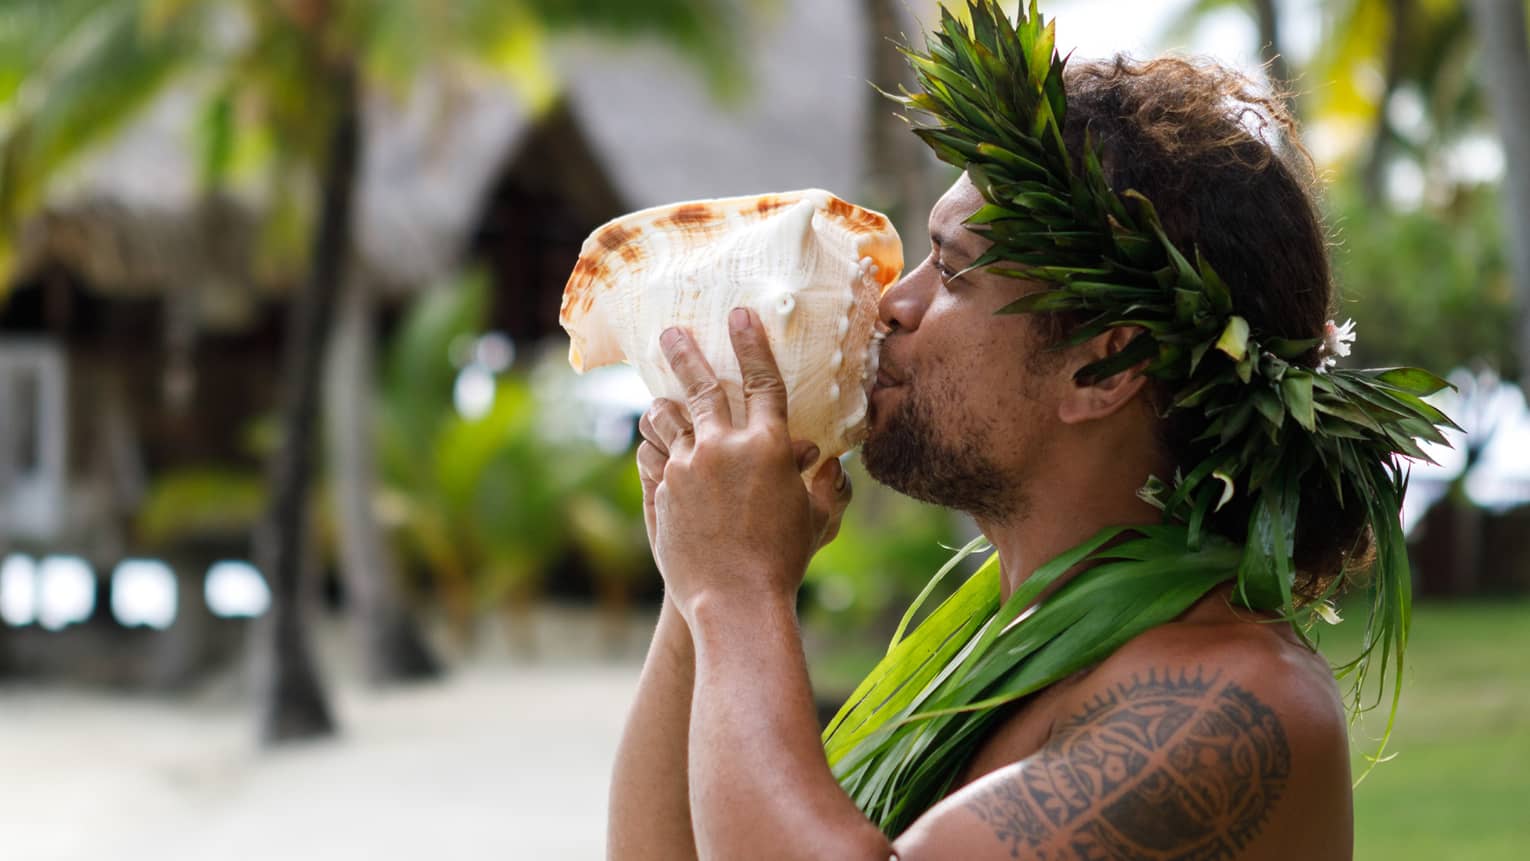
[891,659,1338,861]
[966,668,1289,859]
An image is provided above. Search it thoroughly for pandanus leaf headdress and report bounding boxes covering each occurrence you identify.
[824,0,1458,835]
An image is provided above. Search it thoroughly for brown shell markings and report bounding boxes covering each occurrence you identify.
[597,223,645,266]
[659,203,716,231]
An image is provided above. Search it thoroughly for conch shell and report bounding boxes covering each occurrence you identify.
[560,189,903,471]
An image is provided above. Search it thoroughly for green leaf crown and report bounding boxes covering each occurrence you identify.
[896,0,1458,737]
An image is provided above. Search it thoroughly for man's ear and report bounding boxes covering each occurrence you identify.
[1057,327,1153,425]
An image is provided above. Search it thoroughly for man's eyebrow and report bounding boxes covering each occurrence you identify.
[931,228,975,258]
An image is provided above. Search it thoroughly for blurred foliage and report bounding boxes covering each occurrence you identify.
[1304,0,1480,138]
[377,271,651,632]
[136,467,267,546]
[802,457,966,634]
[1329,178,1516,376]
[129,271,655,624]
[0,0,200,235]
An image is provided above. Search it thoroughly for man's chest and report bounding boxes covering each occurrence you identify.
[945,670,1088,792]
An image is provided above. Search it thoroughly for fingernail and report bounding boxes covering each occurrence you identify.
[834,463,848,491]
[729,307,751,331]
[799,445,820,469]
[660,327,683,350]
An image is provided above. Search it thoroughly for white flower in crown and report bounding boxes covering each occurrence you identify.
[1319,318,1357,369]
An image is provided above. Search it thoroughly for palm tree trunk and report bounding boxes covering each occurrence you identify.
[255,62,362,744]
[1250,0,1294,111]
[326,274,441,684]
[1362,0,1415,203]
[0,372,13,674]
[1468,0,1530,390]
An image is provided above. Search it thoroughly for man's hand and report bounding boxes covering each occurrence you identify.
[643,307,850,619]
[637,403,841,570]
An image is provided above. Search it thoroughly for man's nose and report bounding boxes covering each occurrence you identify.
[878,261,935,333]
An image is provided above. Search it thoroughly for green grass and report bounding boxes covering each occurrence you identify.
[809,597,1530,858]
[1319,598,1530,861]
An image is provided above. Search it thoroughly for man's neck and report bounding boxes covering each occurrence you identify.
[976,465,1164,604]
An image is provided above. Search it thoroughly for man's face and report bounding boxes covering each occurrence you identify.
[862,174,1069,523]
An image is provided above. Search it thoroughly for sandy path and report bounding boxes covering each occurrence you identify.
[0,621,644,861]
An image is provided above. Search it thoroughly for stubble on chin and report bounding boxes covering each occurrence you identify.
[861,381,1016,523]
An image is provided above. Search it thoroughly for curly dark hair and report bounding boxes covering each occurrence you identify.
[1048,55,1371,599]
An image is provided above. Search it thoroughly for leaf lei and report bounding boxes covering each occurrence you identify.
[824,0,1460,834]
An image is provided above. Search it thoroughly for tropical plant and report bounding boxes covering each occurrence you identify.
[136,468,268,546]
[803,456,965,632]
[1330,177,1515,376]
[376,270,658,652]
[560,454,651,652]
[1309,0,1481,202]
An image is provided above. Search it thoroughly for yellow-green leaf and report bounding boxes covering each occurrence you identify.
[1215,315,1250,361]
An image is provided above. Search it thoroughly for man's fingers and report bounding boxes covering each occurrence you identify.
[792,440,821,473]
[661,326,731,432]
[640,398,692,454]
[637,440,668,489]
[637,411,661,454]
[636,443,661,564]
[808,457,852,548]
[729,307,789,430]
[813,456,851,506]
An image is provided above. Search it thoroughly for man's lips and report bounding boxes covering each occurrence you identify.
[875,353,908,388]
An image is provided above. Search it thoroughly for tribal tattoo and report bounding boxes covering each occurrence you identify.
[963,668,1291,860]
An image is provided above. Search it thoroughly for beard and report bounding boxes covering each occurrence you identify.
[861,380,1015,522]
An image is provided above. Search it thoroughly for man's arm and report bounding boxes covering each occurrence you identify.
[606,596,700,861]
[687,590,891,861]
[899,668,1290,858]
[607,402,707,861]
[610,362,848,859]
[893,634,1352,860]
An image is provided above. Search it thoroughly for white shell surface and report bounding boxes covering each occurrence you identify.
[560,189,903,467]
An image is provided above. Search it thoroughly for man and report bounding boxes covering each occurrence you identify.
[607,11,1438,858]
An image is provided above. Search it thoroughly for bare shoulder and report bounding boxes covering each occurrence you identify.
[1081,610,1351,741]
[893,612,1353,860]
